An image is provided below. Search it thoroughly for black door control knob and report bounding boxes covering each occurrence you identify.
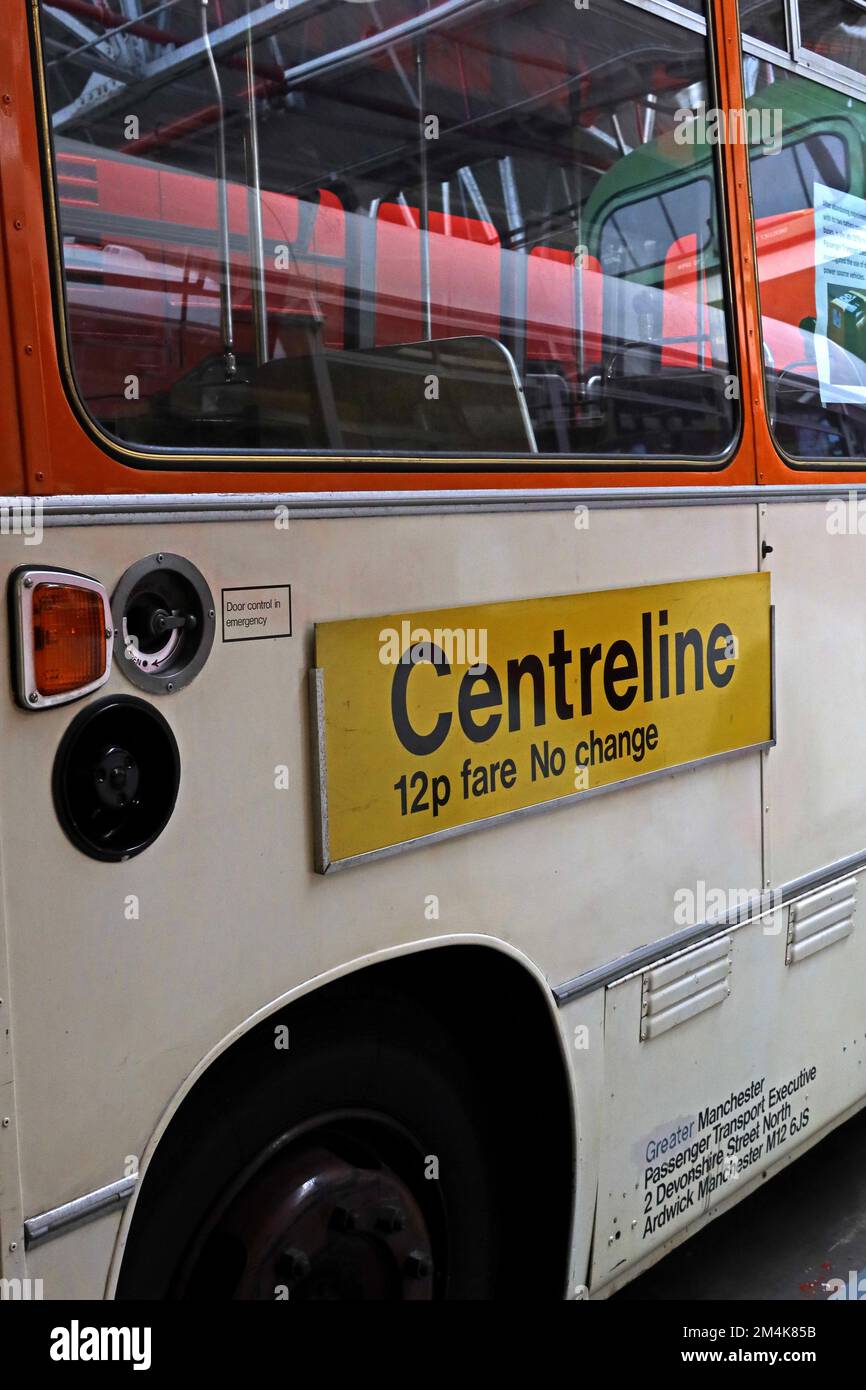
[150,607,198,637]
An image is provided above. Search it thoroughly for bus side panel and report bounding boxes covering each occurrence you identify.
[591,893,865,1293]
[0,503,763,1294]
[764,502,866,885]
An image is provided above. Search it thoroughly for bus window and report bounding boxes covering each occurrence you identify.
[741,0,866,460]
[599,182,714,275]
[739,0,788,51]
[799,0,866,66]
[750,134,848,221]
[36,0,737,463]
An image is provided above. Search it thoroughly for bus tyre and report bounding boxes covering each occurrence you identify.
[117,998,499,1300]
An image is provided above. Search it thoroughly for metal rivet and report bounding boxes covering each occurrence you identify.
[23,576,32,588]
[8,1241,17,1252]
[2,1117,10,1127]
[28,693,38,705]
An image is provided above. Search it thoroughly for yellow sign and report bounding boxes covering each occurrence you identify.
[313,574,772,869]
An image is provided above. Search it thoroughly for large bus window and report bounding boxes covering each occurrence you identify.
[36,0,736,463]
[741,0,866,461]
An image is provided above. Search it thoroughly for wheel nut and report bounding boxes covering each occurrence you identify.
[331,1205,358,1233]
[276,1247,311,1283]
[405,1250,433,1279]
[374,1204,406,1234]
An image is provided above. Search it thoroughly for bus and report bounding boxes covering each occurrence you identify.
[1,0,866,1301]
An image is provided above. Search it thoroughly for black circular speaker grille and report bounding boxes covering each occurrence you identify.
[53,696,180,862]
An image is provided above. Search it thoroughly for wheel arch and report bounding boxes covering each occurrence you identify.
[110,936,576,1299]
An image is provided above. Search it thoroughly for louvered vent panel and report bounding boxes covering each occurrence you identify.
[786,878,855,966]
[640,935,731,1041]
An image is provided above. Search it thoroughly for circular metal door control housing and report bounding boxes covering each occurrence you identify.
[112,553,215,695]
[53,696,181,862]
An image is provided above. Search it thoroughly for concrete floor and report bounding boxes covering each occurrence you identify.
[614,1105,866,1301]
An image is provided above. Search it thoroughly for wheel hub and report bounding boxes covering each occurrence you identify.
[183,1137,437,1300]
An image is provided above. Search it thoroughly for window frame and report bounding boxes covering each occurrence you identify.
[742,1,866,100]
[30,0,743,475]
[740,0,866,468]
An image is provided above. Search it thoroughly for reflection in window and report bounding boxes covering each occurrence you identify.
[739,0,788,50]
[750,134,848,219]
[600,183,713,273]
[799,0,866,70]
[743,32,866,460]
[38,0,735,462]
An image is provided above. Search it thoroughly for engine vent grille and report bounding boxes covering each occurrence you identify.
[640,935,732,1041]
[786,878,855,966]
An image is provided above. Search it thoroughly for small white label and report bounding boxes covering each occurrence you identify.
[222,585,292,642]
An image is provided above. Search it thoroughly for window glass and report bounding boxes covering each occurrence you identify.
[742,1,866,459]
[799,0,866,67]
[750,134,848,219]
[739,0,788,50]
[600,182,713,274]
[38,0,735,462]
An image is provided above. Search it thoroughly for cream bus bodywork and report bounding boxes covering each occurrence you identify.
[1,487,863,1298]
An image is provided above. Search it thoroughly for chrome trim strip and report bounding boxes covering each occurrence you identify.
[770,604,776,745]
[554,847,866,1004]
[785,0,801,55]
[24,1175,137,1249]
[310,668,330,874]
[623,0,705,37]
[6,484,866,525]
[742,36,791,66]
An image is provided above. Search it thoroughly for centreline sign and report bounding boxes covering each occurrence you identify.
[311,574,773,871]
